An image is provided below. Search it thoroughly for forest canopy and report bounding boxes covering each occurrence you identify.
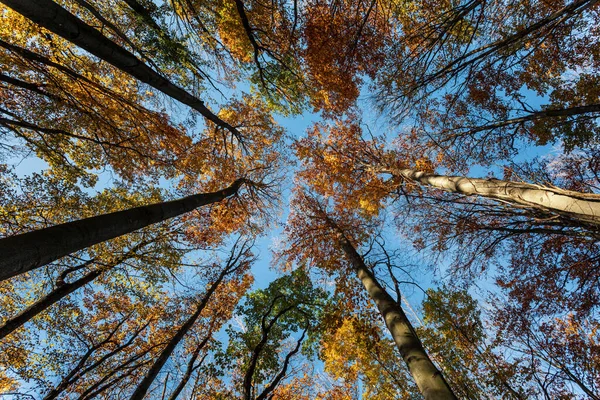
[0,0,599,398]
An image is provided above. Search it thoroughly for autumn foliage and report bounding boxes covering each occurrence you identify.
[0,0,599,398]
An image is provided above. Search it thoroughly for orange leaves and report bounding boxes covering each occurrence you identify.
[302,0,391,115]
[295,116,387,216]
[174,94,284,245]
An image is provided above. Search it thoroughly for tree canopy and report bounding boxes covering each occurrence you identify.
[0,0,599,398]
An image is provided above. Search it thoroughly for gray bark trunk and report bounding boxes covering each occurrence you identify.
[166,337,209,400]
[0,179,244,281]
[384,167,600,227]
[338,233,457,400]
[129,262,235,400]
[0,266,101,339]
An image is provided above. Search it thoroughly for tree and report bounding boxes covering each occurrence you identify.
[295,116,600,232]
[376,0,600,165]
[0,177,247,281]
[218,268,328,400]
[419,286,529,399]
[1,0,243,139]
[1,0,600,397]
[294,115,600,320]
[280,189,457,399]
[130,237,254,400]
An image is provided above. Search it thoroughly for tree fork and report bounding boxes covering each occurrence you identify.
[0,179,246,281]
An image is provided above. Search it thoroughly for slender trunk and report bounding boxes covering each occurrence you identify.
[121,0,162,32]
[336,231,457,400]
[129,264,235,400]
[462,103,600,134]
[1,0,240,137]
[242,302,296,400]
[417,0,598,88]
[42,315,137,400]
[254,328,307,400]
[382,167,600,227]
[0,179,245,281]
[0,266,101,339]
[0,241,148,339]
[167,336,210,400]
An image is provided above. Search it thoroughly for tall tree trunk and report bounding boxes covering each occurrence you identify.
[0,240,148,339]
[0,179,245,281]
[334,226,457,400]
[381,167,600,227]
[129,259,241,400]
[0,0,240,138]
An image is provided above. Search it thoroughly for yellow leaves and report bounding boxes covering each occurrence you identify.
[0,369,17,392]
[321,318,361,382]
[359,198,379,216]
[216,0,254,63]
[415,157,434,173]
[319,315,404,399]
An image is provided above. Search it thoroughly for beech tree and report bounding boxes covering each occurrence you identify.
[280,189,457,399]
[1,0,599,398]
[130,237,254,399]
[0,177,247,281]
[1,0,243,137]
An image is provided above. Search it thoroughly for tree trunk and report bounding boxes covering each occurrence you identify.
[129,262,237,400]
[382,167,600,227]
[337,231,457,400]
[0,265,101,339]
[167,337,209,400]
[0,0,240,137]
[0,179,245,281]
[462,103,600,135]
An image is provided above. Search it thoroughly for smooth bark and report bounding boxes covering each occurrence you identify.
[382,167,600,227]
[459,103,600,135]
[166,337,209,400]
[1,0,240,137]
[0,179,245,281]
[335,228,457,400]
[242,300,296,400]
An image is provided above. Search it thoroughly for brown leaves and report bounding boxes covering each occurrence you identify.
[302,0,392,115]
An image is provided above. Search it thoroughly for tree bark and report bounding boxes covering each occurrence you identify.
[336,230,457,400]
[1,0,240,137]
[381,167,600,227]
[129,259,240,400]
[459,103,600,135]
[0,179,245,281]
